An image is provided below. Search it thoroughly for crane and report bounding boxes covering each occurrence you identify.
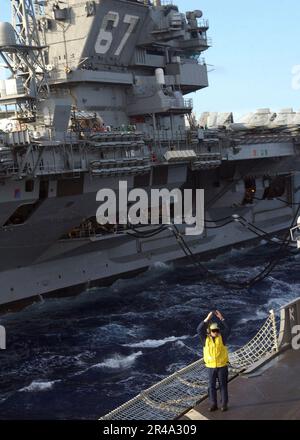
[0,0,49,121]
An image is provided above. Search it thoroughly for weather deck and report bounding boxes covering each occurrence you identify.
[182,348,300,420]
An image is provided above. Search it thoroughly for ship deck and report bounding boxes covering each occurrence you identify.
[182,348,300,420]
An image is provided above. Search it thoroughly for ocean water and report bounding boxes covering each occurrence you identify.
[0,242,299,420]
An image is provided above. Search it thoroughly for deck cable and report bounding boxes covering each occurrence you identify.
[126,205,300,290]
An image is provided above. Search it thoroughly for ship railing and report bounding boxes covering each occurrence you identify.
[160,97,193,111]
[21,158,150,177]
[145,132,190,152]
[145,131,188,142]
[160,0,174,6]
[0,164,19,177]
[192,57,206,66]
[232,131,299,145]
[201,36,212,46]
[144,129,203,155]
[100,310,280,420]
[63,225,130,241]
[0,162,89,178]
[184,99,193,109]
[181,57,206,65]
[63,227,98,240]
[31,164,87,176]
[198,19,209,30]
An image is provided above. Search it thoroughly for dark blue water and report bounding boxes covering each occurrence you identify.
[0,242,299,420]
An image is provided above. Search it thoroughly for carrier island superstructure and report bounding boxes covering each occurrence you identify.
[0,0,300,311]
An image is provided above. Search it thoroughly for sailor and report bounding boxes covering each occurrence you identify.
[197,310,230,412]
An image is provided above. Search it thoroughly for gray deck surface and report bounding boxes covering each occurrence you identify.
[183,349,300,420]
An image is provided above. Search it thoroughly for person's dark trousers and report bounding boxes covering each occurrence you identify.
[207,366,229,407]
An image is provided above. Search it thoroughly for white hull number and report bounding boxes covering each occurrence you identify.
[95,11,139,56]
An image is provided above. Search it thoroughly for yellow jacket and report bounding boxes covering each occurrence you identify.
[203,334,229,368]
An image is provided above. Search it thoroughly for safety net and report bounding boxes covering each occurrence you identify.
[100,312,279,420]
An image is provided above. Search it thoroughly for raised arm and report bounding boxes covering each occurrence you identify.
[215,310,230,345]
[197,311,214,345]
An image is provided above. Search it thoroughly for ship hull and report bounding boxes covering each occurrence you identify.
[0,156,299,312]
[0,206,293,313]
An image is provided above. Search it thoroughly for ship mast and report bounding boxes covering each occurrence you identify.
[12,0,41,46]
[0,0,49,122]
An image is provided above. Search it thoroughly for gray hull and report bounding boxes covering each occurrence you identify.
[0,190,296,310]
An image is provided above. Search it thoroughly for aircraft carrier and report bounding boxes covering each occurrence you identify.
[0,0,300,311]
